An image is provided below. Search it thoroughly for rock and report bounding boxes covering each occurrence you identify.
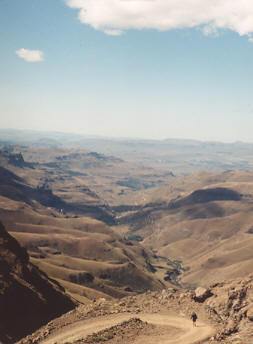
[223,319,238,335]
[246,305,253,321]
[179,292,188,299]
[96,298,106,305]
[193,287,213,302]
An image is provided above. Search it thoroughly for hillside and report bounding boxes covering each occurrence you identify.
[1,146,253,297]
[121,171,253,287]
[0,141,253,344]
[0,195,167,301]
[0,146,176,301]
[0,154,115,224]
[0,221,75,343]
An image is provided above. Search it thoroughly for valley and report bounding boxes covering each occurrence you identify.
[0,131,253,343]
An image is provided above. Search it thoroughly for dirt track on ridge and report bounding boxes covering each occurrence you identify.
[42,313,214,344]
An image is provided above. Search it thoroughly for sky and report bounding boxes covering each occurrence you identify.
[1,0,253,142]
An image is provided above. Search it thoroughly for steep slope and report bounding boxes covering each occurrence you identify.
[0,164,115,224]
[0,195,165,301]
[0,221,76,343]
[0,148,168,300]
[121,173,253,287]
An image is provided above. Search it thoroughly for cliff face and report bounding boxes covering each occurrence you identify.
[0,221,76,343]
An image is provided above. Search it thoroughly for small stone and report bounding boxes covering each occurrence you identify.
[246,305,253,321]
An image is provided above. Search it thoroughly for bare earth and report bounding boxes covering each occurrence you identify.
[42,313,214,344]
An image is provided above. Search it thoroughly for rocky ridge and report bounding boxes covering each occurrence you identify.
[19,275,253,344]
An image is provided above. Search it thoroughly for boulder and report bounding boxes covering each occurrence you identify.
[194,287,213,302]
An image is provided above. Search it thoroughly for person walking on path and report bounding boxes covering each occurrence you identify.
[191,311,198,327]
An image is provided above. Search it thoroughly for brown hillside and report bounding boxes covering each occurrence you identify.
[122,172,253,287]
[0,221,75,343]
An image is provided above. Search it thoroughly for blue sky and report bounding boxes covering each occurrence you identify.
[1,0,253,141]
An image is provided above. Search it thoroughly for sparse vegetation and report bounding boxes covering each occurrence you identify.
[0,138,253,343]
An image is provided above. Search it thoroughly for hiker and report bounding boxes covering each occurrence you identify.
[191,311,198,327]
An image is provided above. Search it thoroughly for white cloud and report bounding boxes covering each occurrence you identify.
[16,48,44,62]
[66,0,253,40]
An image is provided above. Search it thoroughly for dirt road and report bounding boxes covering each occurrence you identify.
[42,312,214,344]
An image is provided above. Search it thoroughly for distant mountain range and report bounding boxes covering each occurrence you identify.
[1,128,253,173]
